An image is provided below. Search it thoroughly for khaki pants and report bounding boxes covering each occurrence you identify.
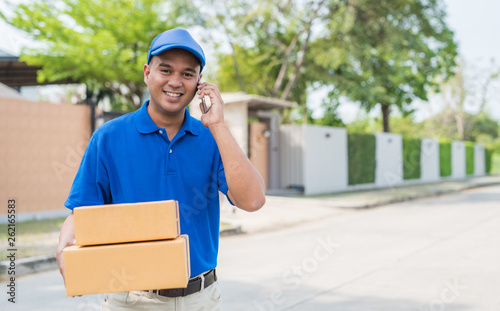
[101,282,222,311]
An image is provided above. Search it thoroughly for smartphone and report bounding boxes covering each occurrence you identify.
[201,97,208,114]
[198,77,209,114]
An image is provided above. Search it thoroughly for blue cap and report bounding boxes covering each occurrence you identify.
[147,28,206,72]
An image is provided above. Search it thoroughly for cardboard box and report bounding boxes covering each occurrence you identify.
[74,200,180,246]
[64,235,190,296]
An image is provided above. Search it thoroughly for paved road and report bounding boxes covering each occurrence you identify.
[2,185,500,310]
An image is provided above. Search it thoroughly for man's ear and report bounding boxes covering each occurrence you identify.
[143,63,151,85]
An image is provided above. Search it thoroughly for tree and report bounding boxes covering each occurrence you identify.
[439,59,499,141]
[1,0,196,110]
[209,0,457,129]
[386,115,424,138]
[208,0,332,123]
[311,0,457,132]
[313,105,345,127]
[470,112,499,144]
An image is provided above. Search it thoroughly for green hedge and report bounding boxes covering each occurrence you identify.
[403,138,421,180]
[439,141,452,177]
[485,148,493,174]
[465,142,475,175]
[348,133,376,185]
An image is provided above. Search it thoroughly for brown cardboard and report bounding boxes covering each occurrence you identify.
[74,200,180,246]
[64,235,190,296]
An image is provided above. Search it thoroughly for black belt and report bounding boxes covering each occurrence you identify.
[151,269,217,298]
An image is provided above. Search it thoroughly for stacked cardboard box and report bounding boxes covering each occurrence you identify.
[64,200,190,296]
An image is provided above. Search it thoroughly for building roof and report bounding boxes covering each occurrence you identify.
[0,49,77,87]
[0,82,25,100]
[221,92,296,110]
[0,50,18,60]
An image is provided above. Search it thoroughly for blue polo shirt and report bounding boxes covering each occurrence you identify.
[65,100,229,277]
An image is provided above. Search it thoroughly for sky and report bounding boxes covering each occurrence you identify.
[417,0,500,121]
[0,0,499,121]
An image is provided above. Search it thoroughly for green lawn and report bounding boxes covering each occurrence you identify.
[0,217,66,240]
[0,217,66,260]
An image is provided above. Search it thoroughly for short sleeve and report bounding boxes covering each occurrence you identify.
[64,135,111,210]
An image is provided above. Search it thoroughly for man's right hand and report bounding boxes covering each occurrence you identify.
[56,212,76,285]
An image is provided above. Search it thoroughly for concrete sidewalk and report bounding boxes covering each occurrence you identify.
[220,175,500,234]
[2,175,500,279]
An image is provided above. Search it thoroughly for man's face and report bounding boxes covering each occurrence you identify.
[143,48,201,117]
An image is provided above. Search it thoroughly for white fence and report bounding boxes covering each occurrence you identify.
[420,138,440,182]
[375,133,403,188]
[451,141,466,179]
[474,145,485,177]
[279,124,486,195]
[279,125,348,195]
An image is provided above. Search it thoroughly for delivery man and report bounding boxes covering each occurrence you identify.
[56,28,266,310]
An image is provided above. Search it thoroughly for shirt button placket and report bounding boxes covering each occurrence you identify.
[166,143,176,173]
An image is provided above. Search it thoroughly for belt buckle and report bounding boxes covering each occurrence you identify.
[198,273,206,293]
[151,289,161,296]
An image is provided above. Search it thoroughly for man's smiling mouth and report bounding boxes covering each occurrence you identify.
[165,91,181,97]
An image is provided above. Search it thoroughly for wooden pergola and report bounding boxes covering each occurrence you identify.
[0,50,76,89]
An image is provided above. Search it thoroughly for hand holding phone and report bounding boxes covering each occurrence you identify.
[198,77,210,114]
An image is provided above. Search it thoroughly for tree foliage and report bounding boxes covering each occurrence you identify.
[208,0,329,121]
[418,110,499,143]
[436,59,499,141]
[1,0,196,109]
[2,0,459,123]
[312,0,457,132]
[209,0,457,129]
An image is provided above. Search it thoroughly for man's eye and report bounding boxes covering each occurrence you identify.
[183,73,194,78]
